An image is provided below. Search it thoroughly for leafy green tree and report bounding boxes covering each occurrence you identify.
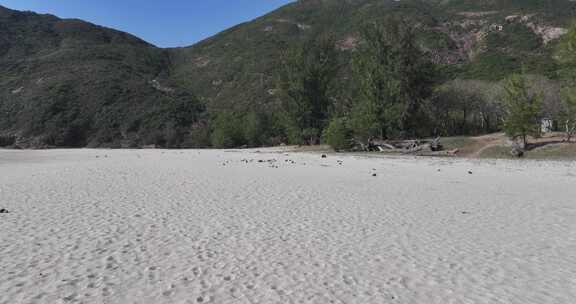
[555,22,576,79]
[243,112,264,147]
[184,120,212,148]
[432,79,504,136]
[134,94,205,148]
[351,19,435,141]
[554,19,576,125]
[322,117,352,151]
[33,84,91,147]
[502,74,543,148]
[211,112,245,148]
[278,35,339,144]
[349,98,380,144]
[560,88,576,142]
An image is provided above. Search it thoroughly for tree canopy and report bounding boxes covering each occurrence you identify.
[502,74,543,148]
[278,35,339,145]
[351,19,435,142]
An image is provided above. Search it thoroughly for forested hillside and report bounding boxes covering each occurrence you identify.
[1,1,575,148]
[0,6,204,148]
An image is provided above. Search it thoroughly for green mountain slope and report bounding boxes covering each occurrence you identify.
[0,6,203,148]
[171,0,574,113]
[0,1,574,147]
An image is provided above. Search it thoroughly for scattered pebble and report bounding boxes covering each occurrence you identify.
[321,154,327,158]
[468,171,473,175]
[372,173,377,177]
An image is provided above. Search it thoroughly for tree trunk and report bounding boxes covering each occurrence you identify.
[461,108,467,134]
[566,120,573,143]
[522,134,528,149]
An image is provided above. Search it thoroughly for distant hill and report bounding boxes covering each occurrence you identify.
[1,1,575,147]
[0,5,203,148]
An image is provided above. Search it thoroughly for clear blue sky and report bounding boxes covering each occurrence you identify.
[0,0,294,47]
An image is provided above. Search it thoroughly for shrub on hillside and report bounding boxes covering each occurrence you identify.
[211,112,245,148]
[243,112,264,147]
[323,117,353,151]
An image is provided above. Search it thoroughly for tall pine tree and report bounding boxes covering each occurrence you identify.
[502,74,542,148]
[351,19,435,142]
[556,23,576,141]
[278,35,339,144]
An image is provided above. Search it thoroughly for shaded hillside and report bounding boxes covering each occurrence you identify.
[0,6,204,148]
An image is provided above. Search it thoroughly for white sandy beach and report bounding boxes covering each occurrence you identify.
[1,148,575,304]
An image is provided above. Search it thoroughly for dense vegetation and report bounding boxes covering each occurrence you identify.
[349,20,436,141]
[0,6,205,148]
[502,74,543,147]
[2,1,576,149]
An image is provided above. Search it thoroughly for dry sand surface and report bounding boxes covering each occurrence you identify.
[1,148,575,304]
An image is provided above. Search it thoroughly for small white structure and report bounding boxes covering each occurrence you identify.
[541,118,554,133]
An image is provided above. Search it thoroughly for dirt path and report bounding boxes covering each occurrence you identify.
[463,132,570,158]
[449,133,506,158]
[467,133,506,158]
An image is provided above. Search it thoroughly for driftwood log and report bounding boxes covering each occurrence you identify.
[414,149,459,157]
[355,137,456,156]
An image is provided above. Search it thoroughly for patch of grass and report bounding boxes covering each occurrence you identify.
[478,143,576,160]
[527,143,576,159]
[478,145,515,159]
[441,136,476,153]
